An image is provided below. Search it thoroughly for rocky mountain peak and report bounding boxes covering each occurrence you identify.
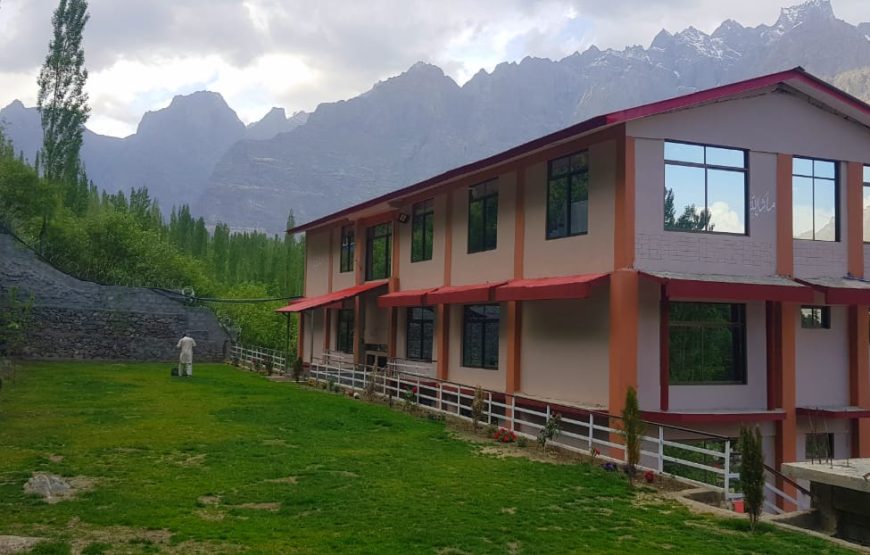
[136,90,244,138]
[776,0,835,29]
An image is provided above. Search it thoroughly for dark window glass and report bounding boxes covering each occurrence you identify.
[664,141,747,234]
[337,309,354,354]
[365,223,392,281]
[800,306,831,329]
[411,200,434,262]
[468,180,498,253]
[669,302,746,384]
[806,432,834,460]
[547,151,589,238]
[340,225,354,273]
[462,304,499,369]
[793,157,838,241]
[406,306,434,361]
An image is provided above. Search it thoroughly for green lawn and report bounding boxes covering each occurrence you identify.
[0,362,851,554]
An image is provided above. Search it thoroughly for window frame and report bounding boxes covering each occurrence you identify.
[410,199,434,263]
[339,225,355,273]
[800,306,831,330]
[792,155,840,242]
[668,301,748,386]
[467,180,498,254]
[336,309,355,354]
[365,222,392,281]
[546,150,589,240]
[462,304,500,369]
[405,306,435,362]
[663,140,749,236]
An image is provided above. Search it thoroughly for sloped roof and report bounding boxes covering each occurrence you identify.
[288,67,870,235]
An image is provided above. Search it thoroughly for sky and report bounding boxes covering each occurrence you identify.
[0,0,867,137]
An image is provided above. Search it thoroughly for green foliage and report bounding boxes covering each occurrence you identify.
[292,357,304,383]
[664,188,713,231]
[739,426,765,530]
[471,385,485,431]
[37,0,91,186]
[0,288,34,357]
[621,386,644,484]
[538,412,561,448]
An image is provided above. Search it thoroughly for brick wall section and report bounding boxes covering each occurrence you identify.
[636,232,774,273]
[793,240,848,279]
[0,234,230,362]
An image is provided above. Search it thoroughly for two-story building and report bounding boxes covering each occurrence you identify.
[279,67,870,478]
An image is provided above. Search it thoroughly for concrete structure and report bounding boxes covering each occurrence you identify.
[782,459,870,546]
[281,68,870,499]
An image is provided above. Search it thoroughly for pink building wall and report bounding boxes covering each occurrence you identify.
[795,306,850,408]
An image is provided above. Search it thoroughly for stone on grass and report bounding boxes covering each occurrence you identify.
[24,473,93,504]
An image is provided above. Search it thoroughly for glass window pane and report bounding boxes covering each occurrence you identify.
[864,165,870,184]
[484,196,498,250]
[569,173,588,235]
[407,321,421,359]
[792,176,814,239]
[814,160,836,179]
[468,200,483,252]
[864,186,870,242]
[665,164,705,231]
[706,147,745,168]
[464,321,482,367]
[665,142,703,164]
[814,178,837,242]
[570,152,588,171]
[422,321,434,361]
[707,169,745,234]
[484,321,499,368]
[793,157,813,176]
[547,176,568,238]
[550,156,569,177]
[424,214,433,260]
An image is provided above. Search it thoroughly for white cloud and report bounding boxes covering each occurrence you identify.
[1,0,867,136]
[707,201,745,234]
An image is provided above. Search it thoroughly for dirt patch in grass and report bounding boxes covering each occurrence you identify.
[235,502,281,511]
[197,495,221,506]
[47,455,64,463]
[0,535,44,554]
[265,476,298,484]
[500,507,516,515]
[24,473,96,504]
[195,508,226,521]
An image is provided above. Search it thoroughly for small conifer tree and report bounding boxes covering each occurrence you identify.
[471,386,485,432]
[739,426,764,530]
[622,386,643,484]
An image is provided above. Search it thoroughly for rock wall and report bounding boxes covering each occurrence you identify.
[0,233,230,361]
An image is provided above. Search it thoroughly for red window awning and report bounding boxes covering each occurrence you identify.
[275,280,387,313]
[797,277,870,305]
[378,288,437,308]
[493,273,609,302]
[425,281,507,305]
[640,271,814,303]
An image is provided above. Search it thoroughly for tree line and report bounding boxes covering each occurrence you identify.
[0,0,304,354]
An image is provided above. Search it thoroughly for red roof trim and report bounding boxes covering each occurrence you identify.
[275,280,387,313]
[425,281,507,305]
[641,410,786,424]
[288,67,870,236]
[377,288,436,308]
[640,273,815,303]
[493,273,609,302]
[796,407,870,419]
[794,279,870,305]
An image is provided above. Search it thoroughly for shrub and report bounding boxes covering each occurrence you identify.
[471,385,485,432]
[538,412,561,449]
[622,386,644,484]
[401,385,418,412]
[517,436,528,448]
[493,427,517,443]
[739,425,764,531]
[292,357,303,382]
[363,369,379,401]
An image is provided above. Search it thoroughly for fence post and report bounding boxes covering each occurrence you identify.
[588,413,594,451]
[509,396,515,431]
[658,426,665,474]
[723,439,732,499]
[416,376,420,405]
[487,392,492,425]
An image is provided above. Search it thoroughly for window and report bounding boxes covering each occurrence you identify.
[793,157,838,241]
[365,222,392,281]
[468,180,498,253]
[337,309,354,354]
[462,304,500,369]
[340,225,354,273]
[547,151,589,238]
[669,302,747,384]
[406,306,434,361]
[411,199,434,262]
[800,306,831,329]
[664,141,747,234]
[806,433,834,461]
[863,166,870,243]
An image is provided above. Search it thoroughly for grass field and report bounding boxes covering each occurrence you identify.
[0,362,853,554]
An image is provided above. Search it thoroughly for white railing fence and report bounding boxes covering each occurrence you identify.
[304,357,808,514]
[229,344,287,373]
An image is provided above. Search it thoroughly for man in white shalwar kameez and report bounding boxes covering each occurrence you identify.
[176,332,197,377]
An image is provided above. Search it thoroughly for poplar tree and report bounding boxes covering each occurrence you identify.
[37,0,90,185]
